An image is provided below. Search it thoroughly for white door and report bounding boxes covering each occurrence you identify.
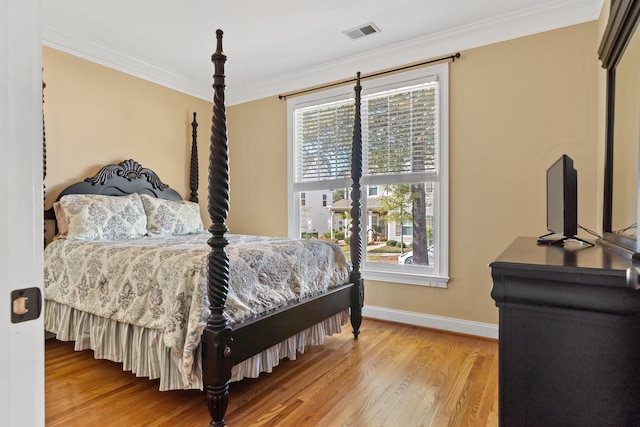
[0,1,45,426]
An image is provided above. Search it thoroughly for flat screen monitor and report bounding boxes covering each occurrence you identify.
[546,154,577,238]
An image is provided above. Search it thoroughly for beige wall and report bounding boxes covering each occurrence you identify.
[227,21,602,326]
[42,47,213,231]
[226,97,288,236]
[444,21,600,324]
[43,17,606,327]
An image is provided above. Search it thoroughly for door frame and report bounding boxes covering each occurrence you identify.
[0,1,45,426]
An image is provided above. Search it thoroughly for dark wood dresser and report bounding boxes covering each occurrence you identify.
[490,237,640,426]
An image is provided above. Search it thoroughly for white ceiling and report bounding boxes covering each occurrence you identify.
[42,0,604,105]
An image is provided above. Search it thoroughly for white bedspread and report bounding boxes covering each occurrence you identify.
[43,233,350,387]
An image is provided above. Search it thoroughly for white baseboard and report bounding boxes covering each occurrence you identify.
[362,305,499,339]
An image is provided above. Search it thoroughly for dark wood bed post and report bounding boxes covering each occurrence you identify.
[349,72,365,338]
[203,29,234,427]
[43,78,47,245]
[43,78,47,199]
[189,112,199,203]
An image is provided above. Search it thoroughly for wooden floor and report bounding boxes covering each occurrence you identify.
[45,318,499,426]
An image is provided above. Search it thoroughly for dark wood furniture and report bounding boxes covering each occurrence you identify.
[490,237,640,426]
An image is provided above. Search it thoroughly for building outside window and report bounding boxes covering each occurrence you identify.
[288,64,449,287]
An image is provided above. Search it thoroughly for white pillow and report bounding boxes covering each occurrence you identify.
[139,194,204,236]
[58,193,147,241]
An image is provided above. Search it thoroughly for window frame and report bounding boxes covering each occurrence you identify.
[287,63,449,287]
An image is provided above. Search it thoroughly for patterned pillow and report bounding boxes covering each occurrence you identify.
[140,194,204,236]
[52,201,69,240]
[58,193,148,241]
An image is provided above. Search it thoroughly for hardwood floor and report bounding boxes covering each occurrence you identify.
[45,318,498,426]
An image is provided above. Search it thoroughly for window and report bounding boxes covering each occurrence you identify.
[300,192,306,206]
[322,194,327,207]
[401,221,413,237]
[288,64,449,287]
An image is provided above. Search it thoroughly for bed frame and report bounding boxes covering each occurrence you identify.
[44,30,364,426]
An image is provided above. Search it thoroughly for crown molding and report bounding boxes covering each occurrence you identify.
[43,0,604,106]
[236,0,604,104]
[42,26,211,101]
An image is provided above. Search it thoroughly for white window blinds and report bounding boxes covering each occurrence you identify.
[293,78,439,186]
[294,100,354,183]
[365,81,438,176]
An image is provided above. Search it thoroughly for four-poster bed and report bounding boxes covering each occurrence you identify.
[43,30,364,426]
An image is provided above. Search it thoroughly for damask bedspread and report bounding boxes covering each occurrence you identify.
[43,233,350,386]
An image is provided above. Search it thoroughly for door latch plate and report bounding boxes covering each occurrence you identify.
[11,287,42,323]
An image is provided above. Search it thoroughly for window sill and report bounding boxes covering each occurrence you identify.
[363,268,449,288]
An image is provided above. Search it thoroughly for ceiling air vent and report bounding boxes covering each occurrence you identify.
[344,22,380,40]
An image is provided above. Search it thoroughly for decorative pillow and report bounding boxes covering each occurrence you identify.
[58,193,148,241]
[52,201,69,240]
[140,194,204,236]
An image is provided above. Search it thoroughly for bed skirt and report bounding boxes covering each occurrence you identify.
[44,301,348,391]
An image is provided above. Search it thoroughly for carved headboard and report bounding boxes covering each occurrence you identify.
[59,159,182,200]
[44,159,183,225]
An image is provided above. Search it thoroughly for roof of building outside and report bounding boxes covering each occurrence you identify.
[330,197,381,212]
